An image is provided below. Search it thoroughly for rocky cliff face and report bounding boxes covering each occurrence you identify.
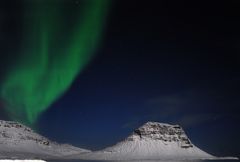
[127,122,193,148]
[0,120,50,146]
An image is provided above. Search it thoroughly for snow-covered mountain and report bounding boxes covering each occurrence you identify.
[0,120,237,160]
[0,120,89,159]
[74,122,216,160]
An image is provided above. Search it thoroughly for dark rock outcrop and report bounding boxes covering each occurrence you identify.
[127,122,193,148]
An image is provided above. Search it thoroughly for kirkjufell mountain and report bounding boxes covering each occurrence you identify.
[73,122,216,160]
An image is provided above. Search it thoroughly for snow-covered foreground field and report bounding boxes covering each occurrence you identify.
[48,160,240,162]
[0,159,239,162]
[0,160,46,162]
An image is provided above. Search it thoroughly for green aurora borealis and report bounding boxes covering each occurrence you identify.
[0,0,109,125]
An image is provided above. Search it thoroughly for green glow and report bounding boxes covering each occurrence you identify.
[0,0,109,125]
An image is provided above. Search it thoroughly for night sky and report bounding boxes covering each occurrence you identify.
[1,0,240,158]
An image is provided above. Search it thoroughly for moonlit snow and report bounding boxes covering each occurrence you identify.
[0,160,46,162]
[0,120,238,160]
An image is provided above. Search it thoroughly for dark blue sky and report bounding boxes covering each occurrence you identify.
[1,0,240,158]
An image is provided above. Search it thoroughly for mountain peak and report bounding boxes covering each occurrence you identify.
[140,121,178,128]
[127,121,193,148]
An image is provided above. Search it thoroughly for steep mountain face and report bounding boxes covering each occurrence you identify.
[75,122,215,160]
[127,122,193,148]
[0,120,89,159]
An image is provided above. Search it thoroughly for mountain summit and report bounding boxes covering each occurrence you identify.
[127,122,194,148]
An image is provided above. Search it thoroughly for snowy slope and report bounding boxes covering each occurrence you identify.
[73,122,216,160]
[0,120,89,159]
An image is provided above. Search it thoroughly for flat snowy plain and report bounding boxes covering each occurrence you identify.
[48,160,240,162]
[0,159,239,162]
[0,160,46,162]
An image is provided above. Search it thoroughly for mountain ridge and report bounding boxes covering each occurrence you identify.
[0,120,89,159]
